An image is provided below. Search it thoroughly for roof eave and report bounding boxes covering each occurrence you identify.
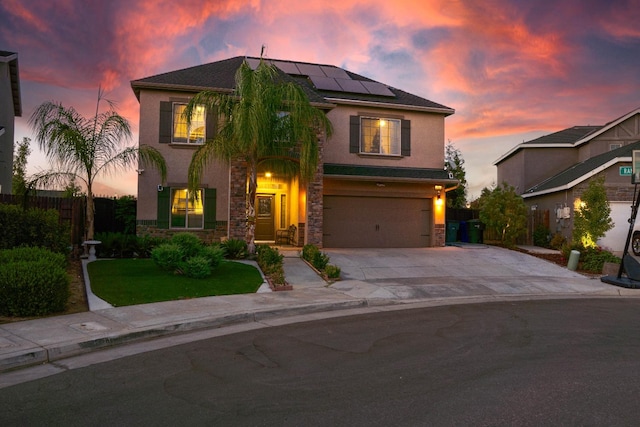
[494,143,574,165]
[573,108,640,147]
[522,157,629,198]
[324,97,455,116]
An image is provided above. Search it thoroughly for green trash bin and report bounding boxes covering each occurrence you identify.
[446,221,459,243]
[467,219,483,243]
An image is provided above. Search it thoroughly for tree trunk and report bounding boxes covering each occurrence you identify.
[86,188,95,241]
[246,157,258,254]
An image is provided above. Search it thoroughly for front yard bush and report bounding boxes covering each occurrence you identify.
[0,248,69,316]
[302,244,339,279]
[151,243,184,271]
[221,238,248,259]
[151,233,226,278]
[0,204,69,253]
[256,244,286,286]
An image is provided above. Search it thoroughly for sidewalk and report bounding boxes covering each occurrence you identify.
[0,246,636,375]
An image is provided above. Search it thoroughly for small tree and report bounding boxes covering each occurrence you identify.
[478,183,527,247]
[572,176,613,248]
[445,141,468,208]
[29,88,167,241]
[12,137,30,196]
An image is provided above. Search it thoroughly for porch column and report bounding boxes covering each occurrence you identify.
[229,158,247,240]
[305,131,325,247]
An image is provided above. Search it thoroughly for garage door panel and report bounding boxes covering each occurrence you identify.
[323,196,431,248]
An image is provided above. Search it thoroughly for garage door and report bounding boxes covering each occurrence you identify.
[323,196,432,248]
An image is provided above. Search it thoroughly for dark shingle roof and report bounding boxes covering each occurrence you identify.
[522,126,602,145]
[131,56,453,114]
[324,163,452,181]
[525,140,640,195]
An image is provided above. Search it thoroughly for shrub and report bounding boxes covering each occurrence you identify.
[581,246,620,273]
[179,255,212,279]
[0,248,69,316]
[0,204,69,253]
[550,233,566,250]
[324,264,341,279]
[199,245,226,268]
[136,234,168,258]
[533,224,550,248]
[302,244,319,263]
[170,233,203,258]
[221,238,248,259]
[256,244,284,274]
[95,232,139,258]
[0,246,67,266]
[312,251,330,271]
[151,243,184,271]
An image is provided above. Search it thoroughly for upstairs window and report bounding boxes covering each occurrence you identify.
[350,115,411,156]
[360,117,401,155]
[173,104,205,144]
[159,101,215,145]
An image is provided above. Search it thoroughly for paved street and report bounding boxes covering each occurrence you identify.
[2,298,640,425]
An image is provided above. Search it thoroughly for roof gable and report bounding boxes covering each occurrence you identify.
[523,140,640,198]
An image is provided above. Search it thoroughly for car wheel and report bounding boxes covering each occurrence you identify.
[633,232,640,256]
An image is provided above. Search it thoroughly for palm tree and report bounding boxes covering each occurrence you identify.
[30,89,167,241]
[184,57,333,252]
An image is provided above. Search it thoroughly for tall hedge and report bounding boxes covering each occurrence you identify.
[0,204,70,253]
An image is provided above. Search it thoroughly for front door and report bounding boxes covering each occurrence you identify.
[255,194,275,240]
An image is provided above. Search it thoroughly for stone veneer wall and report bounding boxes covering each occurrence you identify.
[136,221,228,244]
[434,223,445,247]
[228,159,248,240]
[305,131,325,247]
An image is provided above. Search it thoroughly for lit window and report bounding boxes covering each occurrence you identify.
[360,117,401,155]
[173,104,206,144]
[171,189,203,228]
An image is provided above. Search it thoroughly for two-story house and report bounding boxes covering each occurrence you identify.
[0,51,21,195]
[494,107,640,250]
[131,56,456,248]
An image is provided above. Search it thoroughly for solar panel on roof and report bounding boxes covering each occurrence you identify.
[309,75,343,91]
[296,63,325,77]
[272,60,301,75]
[361,81,395,97]
[245,58,260,70]
[320,66,350,79]
[336,78,368,94]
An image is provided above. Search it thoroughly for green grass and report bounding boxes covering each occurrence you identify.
[87,259,263,307]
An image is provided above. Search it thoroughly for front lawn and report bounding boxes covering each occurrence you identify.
[87,259,263,307]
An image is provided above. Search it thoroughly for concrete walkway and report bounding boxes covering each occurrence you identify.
[0,245,637,376]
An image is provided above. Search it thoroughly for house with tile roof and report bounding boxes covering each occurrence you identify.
[494,108,640,251]
[0,51,21,195]
[131,56,456,248]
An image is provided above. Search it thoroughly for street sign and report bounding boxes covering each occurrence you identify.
[620,166,633,176]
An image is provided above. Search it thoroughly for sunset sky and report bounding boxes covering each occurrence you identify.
[1,0,639,200]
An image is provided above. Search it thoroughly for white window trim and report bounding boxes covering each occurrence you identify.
[172,103,206,145]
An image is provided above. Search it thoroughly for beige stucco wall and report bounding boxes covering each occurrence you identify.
[497,147,576,194]
[578,114,640,161]
[136,90,229,222]
[324,104,446,169]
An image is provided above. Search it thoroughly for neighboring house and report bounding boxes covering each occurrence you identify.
[494,108,640,251]
[131,56,456,248]
[0,51,21,195]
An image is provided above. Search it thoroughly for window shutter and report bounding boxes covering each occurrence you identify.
[349,115,360,153]
[205,106,217,141]
[157,186,170,229]
[159,101,172,144]
[401,119,411,156]
[203,188,217,229]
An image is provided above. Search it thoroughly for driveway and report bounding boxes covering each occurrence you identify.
[321,245,614,301]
